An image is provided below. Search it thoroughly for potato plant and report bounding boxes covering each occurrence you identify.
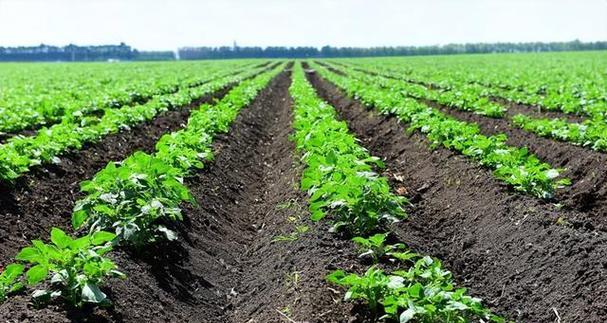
[15,228,123,307]
[312,62,570,199]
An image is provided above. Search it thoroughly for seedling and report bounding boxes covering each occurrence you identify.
[0,264,25,302]
[328,258,504,322]
[352,233,417,264]
[15,228,125,307]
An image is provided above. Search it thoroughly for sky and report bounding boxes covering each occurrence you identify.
[0,0,605,51]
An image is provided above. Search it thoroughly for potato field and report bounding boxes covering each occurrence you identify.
[0,51,606,322]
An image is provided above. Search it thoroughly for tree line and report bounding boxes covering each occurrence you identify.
[0,40,605,62]
[178,40,607,59]
[0,43,136,62]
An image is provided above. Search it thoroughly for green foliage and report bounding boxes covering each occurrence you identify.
[0,63,286,309]
[0,62,269,183]
[15,228,124,307]
[0,263,25,302]
[352,233,416,264]
[512,114,607,152]
[71,64,286,246]
[332,51,607,119]
[312,62,570,199]
[72,152,192,246]
[328,258,504,323]
[289,63,407,235]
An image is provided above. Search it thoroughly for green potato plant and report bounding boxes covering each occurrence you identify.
[290,63,407,235]
[312,61,570,199]
[328,258,504,323]
[15,228,124,307]
[352,233,417,264]
[0,263,25,302]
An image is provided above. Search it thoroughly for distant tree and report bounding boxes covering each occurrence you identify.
[0,40,605,62]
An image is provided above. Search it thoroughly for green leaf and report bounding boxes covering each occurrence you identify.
[409,282,423,298]
[15,247,40,262]
[310,210,325,221]
[91,231,116,245]
[2,263,24,280]
[50,228,72,249]
[72,209,88,229]
[26,265,48,285]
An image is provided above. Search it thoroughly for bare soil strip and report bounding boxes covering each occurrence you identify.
[495,98,587,123]
[0,64,284,268]
[307,69,607,323]
[321,62,607,228]
[0,86,236,265]
[420,98,607,227]
[0,69,361,322]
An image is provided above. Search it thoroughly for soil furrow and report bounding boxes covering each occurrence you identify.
[317,62,607,228]
[497,98,587,123]
[332,62,589,123]
[0,64,283,268]
[0,84,235,266]
[0,68,361,322]
[419,98,607,228]
[306,69,607,323]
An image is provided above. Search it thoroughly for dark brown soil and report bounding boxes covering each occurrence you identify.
[496,98,587,123]
[0,84,234,266]
[0,64,282,267]
[321,62,607,230]
[333,62,589,123]
[0,68,363,322]
[419,98,607,229]
[306,68,607,323]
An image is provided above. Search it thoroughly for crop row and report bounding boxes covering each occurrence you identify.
[325,61,506,118]
[0,63,272,182]
[337,52,607,118]
[310,62,570,199]
[0,60,260,134]
[329,61,607,153]
[289,62,503,322]
[0,63,285,307]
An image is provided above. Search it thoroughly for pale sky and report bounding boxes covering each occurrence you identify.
[0,0,605,51]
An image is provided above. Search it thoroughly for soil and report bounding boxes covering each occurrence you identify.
[306,67,607,323]
[0,85,233,266]
[419,98,607,229]
[323,62,607,230]
[0,64,281,267]
[330,61,589,123]
[0,68,364,322]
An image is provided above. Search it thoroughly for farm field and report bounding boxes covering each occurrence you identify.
[0,51,606,322]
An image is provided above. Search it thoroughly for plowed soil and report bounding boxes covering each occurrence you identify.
[306,67,607,323]
[0,68,364,322]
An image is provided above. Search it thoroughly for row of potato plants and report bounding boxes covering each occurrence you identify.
[338,52,607,119]
[289,62,503,322]
[0,60,260,134]
[511,114,607,152]
[0,64,284,308]
[310,62,570,199]
[334,64,607,151]
[333,62,607,153]
[0,64,271,182]
[326,61,506,118]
